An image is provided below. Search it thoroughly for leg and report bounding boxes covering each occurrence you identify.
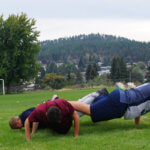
[69,101,91,115]
[78,88,108,104]
[127,83,150,105]
[77,91,99,117]
[77,88,108,117]
[90,89,127,122]
[78,92,99,103]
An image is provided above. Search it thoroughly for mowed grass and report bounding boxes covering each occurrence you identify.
[0,88,150,150]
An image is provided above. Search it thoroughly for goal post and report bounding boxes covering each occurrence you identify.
[0,79,5,95]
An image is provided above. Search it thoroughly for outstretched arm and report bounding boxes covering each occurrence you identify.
[25,118,31,141]
[134,116,140,125]
[32,122,39,134]
[72,111,80,137]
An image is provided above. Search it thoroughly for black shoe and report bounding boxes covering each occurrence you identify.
[97,88,109,96]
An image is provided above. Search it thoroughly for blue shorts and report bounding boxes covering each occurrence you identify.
[90,89,127,122]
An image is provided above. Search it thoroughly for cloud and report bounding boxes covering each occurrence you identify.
[1,0,150,19]
[37,18,150,42]
[1,0,150,41]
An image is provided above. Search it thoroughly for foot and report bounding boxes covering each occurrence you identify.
[116,82,126,91]
[96,88,109,96]
[51,94,59,101]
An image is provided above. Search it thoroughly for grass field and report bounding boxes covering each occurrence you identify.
[0,88,150,150]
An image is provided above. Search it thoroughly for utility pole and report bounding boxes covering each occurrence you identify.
[129,71,131,82]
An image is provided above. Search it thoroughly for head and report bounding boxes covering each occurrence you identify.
[46,106,62,124]
[9,117,23,129]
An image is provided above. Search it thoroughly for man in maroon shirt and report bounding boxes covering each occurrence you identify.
[25,99,79,141]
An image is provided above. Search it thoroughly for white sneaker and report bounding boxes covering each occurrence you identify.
[51,94,58,101]
[116,82,126,91]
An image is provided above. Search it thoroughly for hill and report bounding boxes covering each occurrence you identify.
[38,33,150,65]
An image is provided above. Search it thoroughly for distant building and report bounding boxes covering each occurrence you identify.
[98,70,110,75]
[98,66,111,75]
[97,62,103,66]
[56,63,64,67]
[101,66,111,70]
[148,61,150,66]
[41,64,47,71]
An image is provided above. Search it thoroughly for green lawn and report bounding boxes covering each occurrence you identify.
[0,88,150,150]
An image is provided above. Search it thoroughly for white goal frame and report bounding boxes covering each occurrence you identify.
[0,79,5,95]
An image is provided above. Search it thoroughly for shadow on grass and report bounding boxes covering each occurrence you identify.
[19,127,69,141]
[14,117,150,143]
[79,118,150,135]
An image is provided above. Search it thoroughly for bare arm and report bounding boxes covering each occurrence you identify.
[72,111,80,137]
[32,122,39,134]
[134,116,140,125]
[25,118,31,141]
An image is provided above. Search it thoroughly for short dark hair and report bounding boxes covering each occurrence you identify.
[9,117,18,129]
[46,106,62,124]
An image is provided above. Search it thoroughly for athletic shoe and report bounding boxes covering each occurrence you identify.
[116,82,126,91]
[96,88,109,96]
[51,94,59,101]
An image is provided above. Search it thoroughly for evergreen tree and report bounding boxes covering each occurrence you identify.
[110,57,128,82]
[110,57,119,82]
[93,63,99,76]
[39,67,46,79]
[39,33,150,66]
[119,57,128,81]
[146,66,150,82]
[86,64,92,81]
[85,63,98,81]
[46,62,57,73]
[78,56,85,71]
[76,69,83,84]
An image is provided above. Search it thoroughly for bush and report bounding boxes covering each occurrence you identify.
[87,75,113,87]
[43,73,66,89]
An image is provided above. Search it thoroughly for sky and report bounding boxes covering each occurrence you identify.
[1,0,150,42]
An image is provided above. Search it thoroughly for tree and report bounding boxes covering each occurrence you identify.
[146,66,150,82]
[35,67,45,89]
[57,64,77,76]
[119,57,128,81]
[110,57,121,82]
[93,62,99,75]
[43,73,66,89]
[0,13,41,93]
[39,67,46,79]
[76,69,83,84]
[110,57,128,82]
[85,63,98,81]
[131,66,144,83]
[136,61,146,70]
[78,56,85,71]
[39,34,150,66]
[66,71,75,85]
[46,62,57,73]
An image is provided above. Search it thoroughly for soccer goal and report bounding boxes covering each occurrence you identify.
[0,79,5,95]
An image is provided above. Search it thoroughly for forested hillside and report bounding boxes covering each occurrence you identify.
[39,34,150,65]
